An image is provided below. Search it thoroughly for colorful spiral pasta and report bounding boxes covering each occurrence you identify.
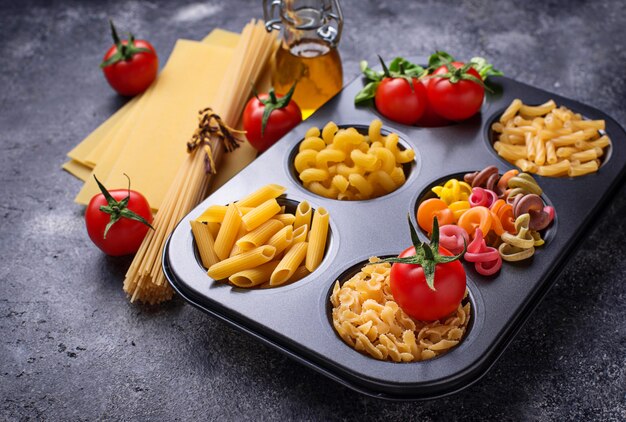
[499,214,538,261]
[463,229,502,276]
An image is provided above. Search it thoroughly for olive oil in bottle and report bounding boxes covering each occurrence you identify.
[264,0,343,119]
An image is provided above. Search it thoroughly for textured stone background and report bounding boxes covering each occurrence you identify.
[1,0,625,420]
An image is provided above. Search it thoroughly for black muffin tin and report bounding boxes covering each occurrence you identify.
[163,72,626,400]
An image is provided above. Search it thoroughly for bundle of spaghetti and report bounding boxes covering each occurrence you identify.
[123,20,277,304]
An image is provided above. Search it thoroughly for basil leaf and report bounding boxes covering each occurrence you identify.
[428,50,455,70]
[354,81,380,105]
[469,56,504,80]
[389,57,425,78]
[360,60,383,82]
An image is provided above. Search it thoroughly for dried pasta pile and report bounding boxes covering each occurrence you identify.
[330,259,471,362]
[123,21,277,304]
[493,99,611,177]
[192,184,330,288]
[294,119,414,200]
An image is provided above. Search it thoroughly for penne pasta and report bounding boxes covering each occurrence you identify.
[306,207,329,272]
[241,199,281,231]
[266,225,294,255]
[236,219,283,251]
[229,261,280,288]
[190,220,219,268]
[207,245,276,280]
[214,203,243,260]
[293,201,312,231]
[270,242,308,286]
[236,184,286,208]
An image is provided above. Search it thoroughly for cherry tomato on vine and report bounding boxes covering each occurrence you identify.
[375,77,427,125]
[100,20,158,97]
[414,77,451,127]
[378,216,466,321]
[426,61,485,122]
[243,84,302,152]
[85,175,154,256]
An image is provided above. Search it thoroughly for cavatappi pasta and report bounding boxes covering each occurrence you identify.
[492,99,611,177]
[191,184,330,288]
[331,258,471,362]
[294,119,414,200]
[418,166,556,276]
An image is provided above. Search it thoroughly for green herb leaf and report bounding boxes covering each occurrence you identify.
[389,57,425,78]
[354,81,380,104]
[360,60,383,82]
[469,56,504,80]
[428,50,455,70]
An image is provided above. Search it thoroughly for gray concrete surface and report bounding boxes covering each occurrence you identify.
[1,0,625,420]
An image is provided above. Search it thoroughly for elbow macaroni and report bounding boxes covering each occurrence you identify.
[294,120,414,199]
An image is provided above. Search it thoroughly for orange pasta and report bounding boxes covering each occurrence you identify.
[457,206,492,239]
[417,198,455,233]
[490,200,516,234]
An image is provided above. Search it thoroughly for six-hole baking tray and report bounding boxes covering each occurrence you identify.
[163,69,626,400]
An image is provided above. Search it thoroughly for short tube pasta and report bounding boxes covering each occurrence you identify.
[190,220,219,268]
[241,199,281,231]
[306,207,329,272]
[207,245,276,280]
[493,99,611,177]
[214,203,243,260]
[270,242,308,286]
[229,261,280,288]
[191,185,331,289]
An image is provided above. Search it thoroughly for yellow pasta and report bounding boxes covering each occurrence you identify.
[330,259,471,362]
[299,168,330,183]
[493,99,611,177]
[299,137,326,152]
[236,184,286,208]
[195,185,331,289]
[305,207,329,272]
[229,261,280,288]
[291,224,308,244]
[241,198,281,231]
[196,205,253,223]
[189,220,219,268]
[213,203,242,260]
[270,242,308,286]
[293,201,312,231]
[294,149,318,173]
[295,119,413,200]
[207,245,276,280]
[236,219,283,251]
[272,213,296,226]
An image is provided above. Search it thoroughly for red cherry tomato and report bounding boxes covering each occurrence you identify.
[414,78,451,127]
[375,77,427,125]
[85,179,153,256]
[426,62,484,121]
[390,245,466,321]
[101,21,158,96]
[243,89,302,152]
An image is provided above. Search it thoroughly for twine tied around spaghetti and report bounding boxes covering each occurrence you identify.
[187,108,244,174]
